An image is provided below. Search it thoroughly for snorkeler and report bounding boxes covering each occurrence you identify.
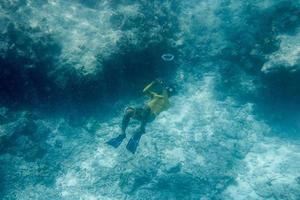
[106,79,175,153]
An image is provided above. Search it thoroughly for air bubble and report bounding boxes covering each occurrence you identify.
[161,53,174,61]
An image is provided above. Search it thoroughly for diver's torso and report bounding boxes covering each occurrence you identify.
[147,96,169,115]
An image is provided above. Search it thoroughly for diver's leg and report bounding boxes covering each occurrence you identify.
[138,106,154,133]
[139,120,146,134]
[126,125,145,153]
[126,109,148,153]
[106,107,134,148]
[121,107,135,135]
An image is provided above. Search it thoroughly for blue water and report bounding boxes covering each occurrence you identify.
[0,0,300,199]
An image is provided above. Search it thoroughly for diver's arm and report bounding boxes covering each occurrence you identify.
[143,81,156,97]
[153,93,164,98]
[151,89,167,99]
[143,81,156,94]
[143,79,166,97]
[143,79,163,96]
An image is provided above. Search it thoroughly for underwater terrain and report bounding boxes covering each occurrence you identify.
[0,0,300,199]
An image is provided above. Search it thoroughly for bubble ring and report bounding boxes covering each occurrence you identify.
[161,53,174,61]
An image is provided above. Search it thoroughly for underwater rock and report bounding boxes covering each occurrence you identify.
[165,162,182,173]
[262,31,300,74]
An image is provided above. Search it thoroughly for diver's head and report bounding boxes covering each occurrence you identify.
[165,85,176,97]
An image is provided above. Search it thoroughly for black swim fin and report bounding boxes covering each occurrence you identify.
[106,134,126,148]
[126,131,144,154]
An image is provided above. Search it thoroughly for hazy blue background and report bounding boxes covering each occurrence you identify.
[0,0,299,199]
